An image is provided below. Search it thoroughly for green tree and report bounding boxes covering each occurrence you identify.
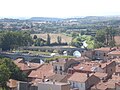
[0,63,11,89]
[34,38,45,46]
[33,35,37,39]
[57,36,62,44]
[105,27,117,46]
[0,31,33,51]
[47,34,51,45]
[71,37,83,48]
[0,58,27,81]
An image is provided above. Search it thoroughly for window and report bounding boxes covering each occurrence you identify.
[55,66,57,71]
[59,66,62,71]
[81,83,82,87]
[60,72,62,75]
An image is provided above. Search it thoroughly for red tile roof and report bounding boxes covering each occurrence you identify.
[14,59,42,71]
[91,75,120,90]
[108,51,120,55]
[95,47,111,52]
[68,72,89,82]
[94,72,107,79]
[28,64,54,79]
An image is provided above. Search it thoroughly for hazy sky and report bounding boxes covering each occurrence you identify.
[0,0,120,18]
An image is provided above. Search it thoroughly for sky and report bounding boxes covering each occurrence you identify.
[0,0,120,18]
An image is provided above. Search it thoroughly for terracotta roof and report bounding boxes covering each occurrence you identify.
[7,79,18,88]
[47,74,71,83]
[28,64,54,79]
[14,58,23,63]
[73,61,115,72]
[91,75,120,90]
[94,72,107,79]
[14,59,42,71]
[95,47,111,52]
[108,51,120,55]
[68,72,89,82]
[115,82,120,86]
[73,63,93,72]
[100,61,114,69]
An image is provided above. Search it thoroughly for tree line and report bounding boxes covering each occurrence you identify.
[0,31,33,51]
[94,27,118,48]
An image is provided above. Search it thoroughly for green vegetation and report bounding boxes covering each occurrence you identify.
[70,34,94,49]
[47,34,51,45]
[0,31,33,51]
[94,27,118,48]
[0,58,27,89]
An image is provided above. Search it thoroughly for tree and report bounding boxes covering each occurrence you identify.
[71,37,83,48]
[33,35,37,39]
[94,30,106,48]
[0,31,33,51]
[47,34,51,45]
[0,63,11,89]
[105,27,116,46]
[0,58,27,81]
[57,36,62,44]
[34,38,45,46]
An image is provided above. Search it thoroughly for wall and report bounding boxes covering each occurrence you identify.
[85,75,100,90]
[68,81,86,90]
[38,82,70,90]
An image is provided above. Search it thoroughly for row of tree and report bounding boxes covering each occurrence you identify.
[94,27,118,48]
[0,31,33,51]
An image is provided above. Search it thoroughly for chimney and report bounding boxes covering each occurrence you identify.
[87,73,90,78]
[53,80,56,84]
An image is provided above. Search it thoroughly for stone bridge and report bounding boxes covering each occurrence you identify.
[21,46,86,55]
[0,52,51,61]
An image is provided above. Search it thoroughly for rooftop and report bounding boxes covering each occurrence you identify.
[14,59,42,71]
[28,63,54,79]
[108,51,120,55]
[94,72,108,79]
[68,72,90,82]
[91,74,120,90]
[95,47,111,52]
[39,81,70,86]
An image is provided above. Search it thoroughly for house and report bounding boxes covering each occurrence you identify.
[92,47,112,60]
[91,75,120,90]
[115,82,120,90]
[52,58,79,75]
[115,64,120,76]
[14,58,42,75]
[108,51,120,59]
[47,74,71,83]
[38,81,70,90]
[28,63,54,81]
[68,72,100,90]
[69,60,116,79]
[93,72,108,82]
